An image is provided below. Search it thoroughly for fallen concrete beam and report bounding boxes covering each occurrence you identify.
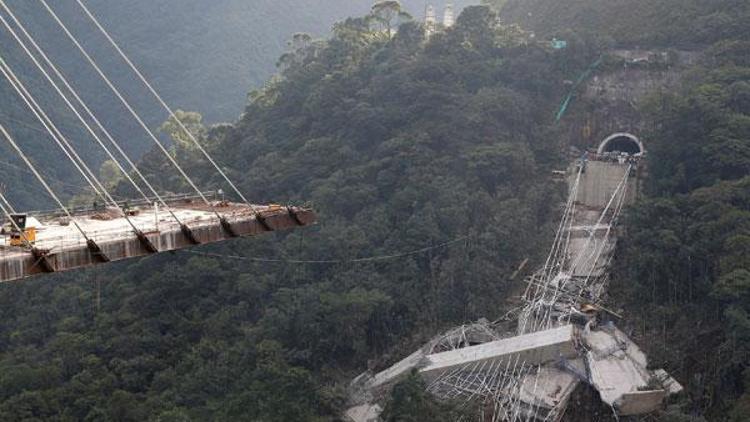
[518,365,580,410]
[615,390,666,415]
[0,202,315,283]
[583,327,672,416]
[345,404,382,422]
[420,325,579,383]
[368,348,427,390]
[653,368,684,395]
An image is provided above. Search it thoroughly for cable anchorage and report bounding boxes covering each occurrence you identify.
[134,230,159,254]
[287,206,304,226]
[180,224,201,244]
[86,238,110,263]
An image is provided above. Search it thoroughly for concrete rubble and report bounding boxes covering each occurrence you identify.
[421,325,579,383]
[345,404,382,422]
[347,323,682,422]
[345,135,683,421]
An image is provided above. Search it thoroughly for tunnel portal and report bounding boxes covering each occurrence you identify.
[597,133,644,155]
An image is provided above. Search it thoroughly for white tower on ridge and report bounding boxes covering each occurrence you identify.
[425,4,437,36]
[443,2,455,28]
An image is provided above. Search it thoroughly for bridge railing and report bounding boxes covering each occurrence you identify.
[24,191,222,220]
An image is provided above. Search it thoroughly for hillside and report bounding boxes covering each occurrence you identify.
[0,0,474,210]
[501,0,750,48]
[0,1,748,421]
[44,0,473,124]
[0,6,588,420]
[611,40,750,420]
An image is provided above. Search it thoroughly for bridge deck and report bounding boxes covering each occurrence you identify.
[0,201,315,282]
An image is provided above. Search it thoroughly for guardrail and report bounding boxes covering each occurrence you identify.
[21,191,222,220]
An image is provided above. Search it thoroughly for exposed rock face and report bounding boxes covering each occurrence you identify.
[562,49,700,151]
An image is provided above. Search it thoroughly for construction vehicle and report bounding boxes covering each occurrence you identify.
[7,214,36,247]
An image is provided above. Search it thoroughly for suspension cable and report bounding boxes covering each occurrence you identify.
[0,10,149,203]
[0,2,187,231]
[535,165,632,332]
[0,124,92,242]
[0,117,153,258]
[566,165,631,276]
[183,234,470,264]
[0,157,116,198]
[0,187,15,215]
[0,54,108,205]
[75,0,264,217]
[0,55,139,228]
[0,56,162,245]
[39,0,214,210]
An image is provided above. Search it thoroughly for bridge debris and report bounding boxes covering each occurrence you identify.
[421,325,579,383]
[345,135,682,421]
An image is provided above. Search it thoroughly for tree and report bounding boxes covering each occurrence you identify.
[99,160,124,190]
[381,371,468,421]
[481,0,509,12]
[277,32,319,72]
[369,1,412,38]
[158,110,208,162]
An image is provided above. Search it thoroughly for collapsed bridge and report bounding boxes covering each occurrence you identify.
[346,133,682,422]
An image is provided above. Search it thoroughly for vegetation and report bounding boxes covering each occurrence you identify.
[0,5,589,420]
[612,40,750,419]
[0,0,748,420]
[1,0,459,210]
[501,0,750,48]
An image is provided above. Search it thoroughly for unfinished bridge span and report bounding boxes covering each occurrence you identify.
[0,0,317,283]
[345,134,681,422]
[0,197,315,283]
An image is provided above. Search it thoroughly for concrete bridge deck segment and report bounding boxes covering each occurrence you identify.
[420,325,579,383]
[0,200,316,282]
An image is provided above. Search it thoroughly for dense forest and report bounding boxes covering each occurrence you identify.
[0,0,749,421]
[0,4,587,420]
[500,0,750,48]
[611,39,750,420]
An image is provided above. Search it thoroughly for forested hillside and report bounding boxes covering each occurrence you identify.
[612,40,750,420]
[500,0,750,47]
[0,5,596,420]
[493,1,750,419]
[0,1,748,421]
[0,0,474,210]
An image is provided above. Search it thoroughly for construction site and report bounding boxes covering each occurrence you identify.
[345,133,683,422]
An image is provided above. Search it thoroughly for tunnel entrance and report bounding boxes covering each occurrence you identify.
[597,133,644,155]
